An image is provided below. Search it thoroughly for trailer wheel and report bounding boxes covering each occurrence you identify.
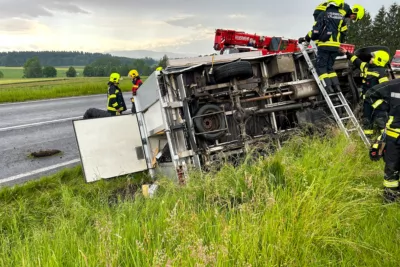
[193,104,227,141]
[213,61,253,83]
[83,108,111,120]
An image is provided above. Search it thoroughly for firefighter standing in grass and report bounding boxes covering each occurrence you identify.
[107,73,127,116]
[299,0,348,94]
[129,69,143,114]
[339,47,390,138]
[365,78,400,202]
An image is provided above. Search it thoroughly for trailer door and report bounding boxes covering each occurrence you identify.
[73,114,148,183]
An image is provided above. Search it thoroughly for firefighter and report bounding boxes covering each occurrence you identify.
[128,69,143,114]
[299,0,348,94]
[364,78,400,202]
[339,48,390,138]
[313,3,365,21]
[309,3,364,47]
[107,72,127,116]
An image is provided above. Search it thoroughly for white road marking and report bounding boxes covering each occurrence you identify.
[0,116,82,132]
[0,159,81,185]
[0,94,106,106]
[0,92,132,106]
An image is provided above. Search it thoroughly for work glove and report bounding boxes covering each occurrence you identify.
[369,143,381,161]
[298,37,306,44]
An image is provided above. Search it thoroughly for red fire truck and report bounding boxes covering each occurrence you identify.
[213,28,355,55]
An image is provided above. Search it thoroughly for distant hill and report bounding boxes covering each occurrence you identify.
[0,51,157,67]
[107,50,198,60]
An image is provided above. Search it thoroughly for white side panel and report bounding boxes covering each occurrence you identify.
[143,100,165,135]
[73,115,147,183]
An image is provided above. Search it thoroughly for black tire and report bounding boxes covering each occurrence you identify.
[354,45,391,62]
[193,104,227,141]
[213,61,253,83]
[83,108,111,120]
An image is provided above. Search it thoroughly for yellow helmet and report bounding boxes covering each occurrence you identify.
[371,50,390,67]
[128,69,139,78]
[109,72,120,83]
[156,66,163,71]
[351,4,365,21]
[327,0,344,8]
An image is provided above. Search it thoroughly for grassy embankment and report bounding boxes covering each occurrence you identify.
[1,129,399,266]
[0,67,147,103]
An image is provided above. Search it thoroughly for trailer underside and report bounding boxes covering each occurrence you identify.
[154,48,362,173]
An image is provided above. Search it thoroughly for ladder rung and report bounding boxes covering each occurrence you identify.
[334,104,346,108]
[328,93,339,96]
[340,116,351,120]
[347,128,357,132]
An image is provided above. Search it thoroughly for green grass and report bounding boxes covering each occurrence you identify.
[0,66,84,79]
[0,129,399,266]
[0,76,147,103]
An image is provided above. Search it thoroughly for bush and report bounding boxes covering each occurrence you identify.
[42,66,57,77]
[66,66,77,77]
[0,70,3,78]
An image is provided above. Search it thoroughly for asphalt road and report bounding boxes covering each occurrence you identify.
[0,93,133,186]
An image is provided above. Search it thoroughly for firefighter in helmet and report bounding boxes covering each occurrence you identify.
[299,0,348,94]
[309,3,365,48]
[339,47,390,139]
[128,69,143,114]
[365,79,400,202]
[313,2,365,22]
[107,72,127,116]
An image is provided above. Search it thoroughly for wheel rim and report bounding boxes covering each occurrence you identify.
[202,111,220,132]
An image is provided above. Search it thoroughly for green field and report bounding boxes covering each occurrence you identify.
[0,130,398,266]
[0,66,84,79]
[0,74,148,103]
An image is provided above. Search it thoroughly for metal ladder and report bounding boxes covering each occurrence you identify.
[297,42,371,147]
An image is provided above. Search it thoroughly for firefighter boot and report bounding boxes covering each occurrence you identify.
[333,84,342,93]
[383,187,400,203]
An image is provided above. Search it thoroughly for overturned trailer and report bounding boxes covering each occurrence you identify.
[73,45,393,183]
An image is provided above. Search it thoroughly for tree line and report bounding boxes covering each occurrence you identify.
[0,51,154,67]
[346,2,400,57]
[82,55,167,77]
[1,53,168,78]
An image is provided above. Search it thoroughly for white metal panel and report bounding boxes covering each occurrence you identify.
[73,115,147,183]
[143,100,165,135]
[167,51,263,68]
[135,72,160,112]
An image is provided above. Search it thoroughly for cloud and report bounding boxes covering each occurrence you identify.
[0,0,398,55]
[0,0,89,18]
[0,18,49,34]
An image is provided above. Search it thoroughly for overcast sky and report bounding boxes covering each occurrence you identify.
[0,0,397,55]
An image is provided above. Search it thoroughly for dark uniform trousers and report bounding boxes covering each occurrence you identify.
[316,48,340,88]
[383,132,400,201]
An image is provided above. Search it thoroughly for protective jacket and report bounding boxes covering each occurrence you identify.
[132,77,143,94]
[107,82,126,112]
[365,79,400,132]
[345,52,389,94]
[313,2,351,20]
[308,4,348,50]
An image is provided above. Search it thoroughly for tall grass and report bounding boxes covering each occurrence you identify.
[0,77,147,103]
[0,130,398,266]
